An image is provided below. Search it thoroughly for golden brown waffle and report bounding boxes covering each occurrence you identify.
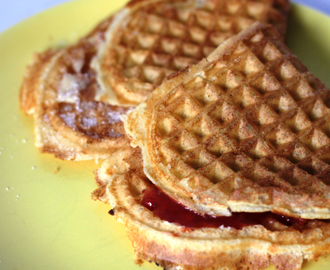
[125,22,330,219]
[20,18,131,161]
[94,0,290,106]
[93,146,330,270]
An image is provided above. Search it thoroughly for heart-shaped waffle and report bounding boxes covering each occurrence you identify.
[94,0,290,106]
[125,22,330,219]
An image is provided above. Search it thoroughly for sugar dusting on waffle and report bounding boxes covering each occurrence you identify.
[20,17,131,161]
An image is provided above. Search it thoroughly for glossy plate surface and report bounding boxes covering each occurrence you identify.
[0,0,330,269]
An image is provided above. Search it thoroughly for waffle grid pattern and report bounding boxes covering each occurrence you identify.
[112,0,288,90]
[153,27,330,198]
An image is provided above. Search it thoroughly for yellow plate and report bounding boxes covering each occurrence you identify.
[1,1,330,269]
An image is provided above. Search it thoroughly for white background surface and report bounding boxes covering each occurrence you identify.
[0,0,330,34]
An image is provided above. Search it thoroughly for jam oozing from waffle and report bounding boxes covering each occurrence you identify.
[142,186,308,230]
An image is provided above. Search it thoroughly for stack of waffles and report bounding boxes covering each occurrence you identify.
[94,22,330,270]
[20,0,330,269]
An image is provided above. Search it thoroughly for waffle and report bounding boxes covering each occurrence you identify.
[125,22,330,219]
[94,0,290,106]
[92,145,330,270]
[20,18,131,161]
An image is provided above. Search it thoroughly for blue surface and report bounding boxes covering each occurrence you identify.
[0,0,330,34]
[292,0,330,15]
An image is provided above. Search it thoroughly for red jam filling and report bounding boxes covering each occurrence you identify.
[141,187,308,230]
